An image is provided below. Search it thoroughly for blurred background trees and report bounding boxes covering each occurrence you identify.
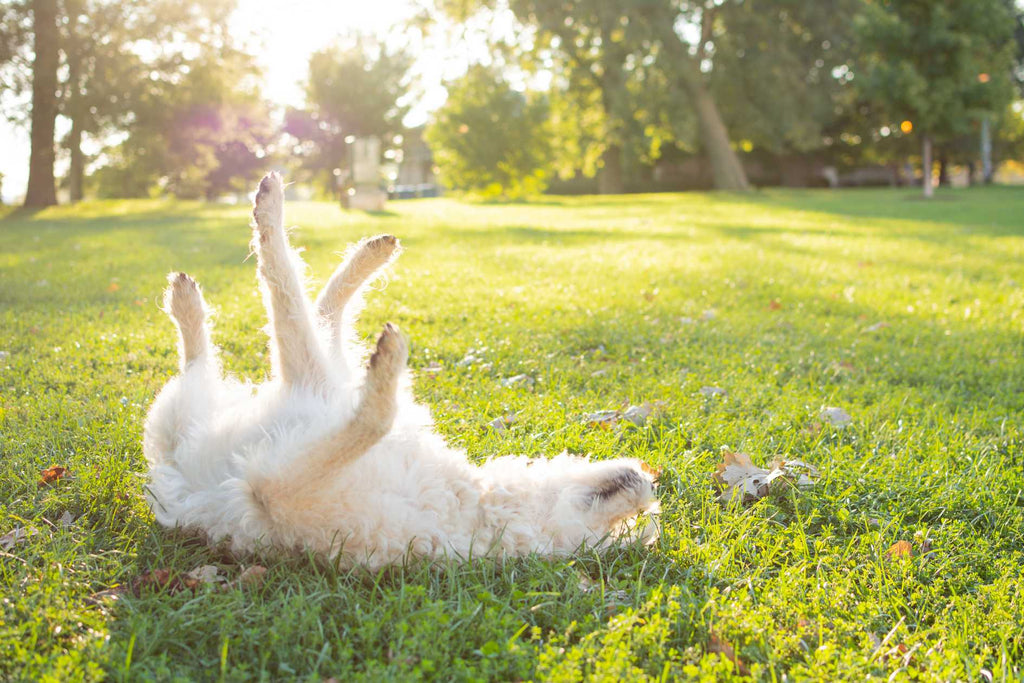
[425,65,552,198]
[0,0,1021,204]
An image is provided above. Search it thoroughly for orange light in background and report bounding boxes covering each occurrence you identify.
[900,120,913,134]
[458,124,469,134]
[978,73,990,83]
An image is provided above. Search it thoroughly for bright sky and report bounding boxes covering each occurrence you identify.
[0,0,471,203]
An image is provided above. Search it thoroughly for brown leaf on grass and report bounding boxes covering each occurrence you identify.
[820,406,853,427]
[38,465,70,487]
[713,451,769,503]
[233,565,267,589]
[768,299,783,311]
[487,414,517,433]
[0,526,38,551]
[133,568,183,593]
[713,451,818,504]
[886,540,914,560]
[584,410,621,429]
[708,631,751,676]
[186,564,225,586]
[106,281,120,292]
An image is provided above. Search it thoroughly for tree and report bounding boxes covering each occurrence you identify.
[426,65,553,198]
[853,0,1016,197]
[60,0,242,201]
[24,0,58,207]
[285,38,412,196]
[94,42,273,199]
[504,0,660,193]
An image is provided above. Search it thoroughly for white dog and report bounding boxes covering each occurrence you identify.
[143,173,658,569]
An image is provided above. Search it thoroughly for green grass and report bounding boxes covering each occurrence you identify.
[1,186,1023,681]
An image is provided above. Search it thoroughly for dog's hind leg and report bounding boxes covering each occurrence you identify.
[164,271,216,371]
[247,323,407,515]
[251,172,328,388]
[315,234,401,356]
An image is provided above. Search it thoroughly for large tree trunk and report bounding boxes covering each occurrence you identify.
[922,135,934,199]
[598,144,624,194]
[24,0,59,208]
[937,149,949,187]
[672,52,749,191]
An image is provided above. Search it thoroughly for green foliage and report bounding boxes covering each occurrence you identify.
[707,0,862,154]
[285,37,413,194]
[426,66,553,198]
[95,40,274,200]
[853,0,1017,141]
[1,188,1023,679]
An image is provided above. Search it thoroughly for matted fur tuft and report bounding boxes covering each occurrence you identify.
[143,172,659,569]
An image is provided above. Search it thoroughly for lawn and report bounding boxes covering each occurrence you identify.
[1,186,1022,681]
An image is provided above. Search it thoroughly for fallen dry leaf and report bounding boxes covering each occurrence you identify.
[234,565,267,589]
[501,374,535,389]
[584,410,620,429]
[708,631,751,676]
[886,540,914,560]
[106,281,120,292]
[713,450,769,503]
[0,526,38,551]
[38,465,70,487]
[768,299,782,311]
[487,414,516,433]
[820,406,852,427]
[713,451,818,504]
[186,564,225,586]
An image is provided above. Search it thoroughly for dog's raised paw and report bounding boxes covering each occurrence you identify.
[370,322,408,374]
[252,172,284,236]
[164,272,204,319]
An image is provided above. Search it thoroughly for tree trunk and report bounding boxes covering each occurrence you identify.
[937,150,949,187]
[980,116,993,184]
[922,135,934,199]
[598,144,624,194]
[24,0,59,208]
[675,59,749,191]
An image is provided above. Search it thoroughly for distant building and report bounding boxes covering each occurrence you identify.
[391,127,439,199]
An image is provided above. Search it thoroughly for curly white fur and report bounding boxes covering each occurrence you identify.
[143,173,659,569]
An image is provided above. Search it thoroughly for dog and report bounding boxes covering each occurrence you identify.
[143,173,659,569]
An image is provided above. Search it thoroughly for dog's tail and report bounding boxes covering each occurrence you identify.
[245,323,407,526]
